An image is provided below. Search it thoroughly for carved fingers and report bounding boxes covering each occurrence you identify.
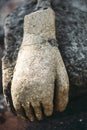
[12,99,54,121]
[54,50,69,112]
[11,49,69,121]
[11,78,54,121]
[42,101,53,117]
[22,103,35,121]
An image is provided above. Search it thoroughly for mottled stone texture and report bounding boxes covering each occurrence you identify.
[11,8,69,121]
[2,0,38,114]
[3,0,87,101]
[53,0,87,97]
[0,0,26,94]
[0,16,4,94]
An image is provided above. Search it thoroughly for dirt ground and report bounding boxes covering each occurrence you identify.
[0,94,87,130]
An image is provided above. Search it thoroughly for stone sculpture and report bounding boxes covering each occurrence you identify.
[2,0,87,121]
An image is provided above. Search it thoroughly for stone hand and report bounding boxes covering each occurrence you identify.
[11,8,69,121]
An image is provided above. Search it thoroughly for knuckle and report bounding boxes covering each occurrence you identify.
[36,113,42,119]
[55,95,69,112]
[43,101,53,108]
[44,109,53,116]
[29,117,35,122]
[43,102,53,116]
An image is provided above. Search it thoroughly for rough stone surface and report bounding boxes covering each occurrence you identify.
[0,0,26,94]
[53,0,87,98]
[2,0,37,114]
[2,0,87,121]
[11,8,69,121]
[1,94,87,130]
[35,0,51,10]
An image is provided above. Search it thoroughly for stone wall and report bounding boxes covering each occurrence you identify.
[0,0,26,93]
